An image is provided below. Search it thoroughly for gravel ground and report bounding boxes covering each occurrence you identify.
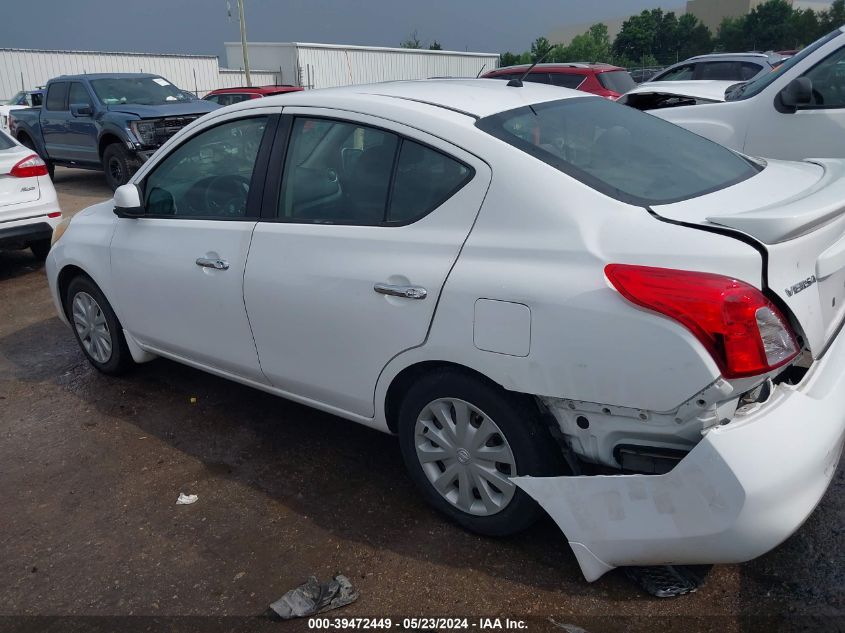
[0,168,842,633]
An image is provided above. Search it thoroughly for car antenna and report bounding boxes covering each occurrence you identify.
[476,64,487,78]
[507,50,552,87]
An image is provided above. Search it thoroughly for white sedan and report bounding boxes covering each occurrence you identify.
[46,80,845,583]
[0,129,61,259]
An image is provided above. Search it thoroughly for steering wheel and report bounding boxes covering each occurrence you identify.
[202,174,251,216]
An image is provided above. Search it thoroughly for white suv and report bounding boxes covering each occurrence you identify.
[0,130,61,260]
[45,80,845,583]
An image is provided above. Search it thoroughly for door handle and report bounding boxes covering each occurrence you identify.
[195,257,229,270]
[374,283,427,300]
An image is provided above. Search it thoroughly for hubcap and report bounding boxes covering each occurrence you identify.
[109,157,123,183]
[414,398,517,516]
[71,292,113,364]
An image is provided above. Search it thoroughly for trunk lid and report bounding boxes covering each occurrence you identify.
[652,158,845,357]
[0,145,40,212]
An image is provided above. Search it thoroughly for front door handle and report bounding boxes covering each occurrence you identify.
[374,283,427,300]
[196,257,229,270]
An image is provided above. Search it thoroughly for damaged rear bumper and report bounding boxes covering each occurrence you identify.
[513,327,845,582]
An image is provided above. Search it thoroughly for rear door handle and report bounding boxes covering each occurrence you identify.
[196,257,229,270]
[374,283,427,300]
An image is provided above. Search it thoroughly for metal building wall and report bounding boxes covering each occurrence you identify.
[0,48,224,99]
[225,42,499,89]
[294,44,498,89]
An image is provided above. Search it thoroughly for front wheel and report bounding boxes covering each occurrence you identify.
[102,143,136,191]
[397,369,564,536]
[64,275,134,375]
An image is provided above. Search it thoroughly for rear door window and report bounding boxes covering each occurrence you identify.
[45,82,69,111]
[550,74,586,89]
[476,97,759,206]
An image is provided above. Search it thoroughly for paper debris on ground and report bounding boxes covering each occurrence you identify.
[267,575,359,620]
[176,493,198,505]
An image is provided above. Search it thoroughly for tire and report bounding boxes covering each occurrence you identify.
[64,275,134,375]
[29,239,51,261]
[102,143,136,191]
[397,368,564,537]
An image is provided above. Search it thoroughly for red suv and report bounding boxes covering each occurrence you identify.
[203,85,304,106]
[482,63,635,100]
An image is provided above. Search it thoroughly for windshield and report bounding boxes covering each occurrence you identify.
[725,29,841,101]
[90,77,195,106]
[4,91,25,105]
[598,71,636,94]
[476,97,759,206]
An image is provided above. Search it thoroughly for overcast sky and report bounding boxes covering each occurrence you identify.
[3,0,682,59]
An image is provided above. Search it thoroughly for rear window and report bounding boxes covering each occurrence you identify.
[597,70,636,93]
[476,97,759,206]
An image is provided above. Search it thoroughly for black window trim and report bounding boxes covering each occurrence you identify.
[262,113,476,228]
[136,113,280,222]
[475,97,761,207]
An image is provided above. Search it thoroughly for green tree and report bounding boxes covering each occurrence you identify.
[500,51,521,66]
[789,8,819,48]
[399,29,422,49]
[558,23,611,63]
[818,0,845,36]
[743,0,793,50]
[428,40,442,51]
[530,36,554,62]
[716,16,747,51]
[612,9,681,65]
[676,13,713,60]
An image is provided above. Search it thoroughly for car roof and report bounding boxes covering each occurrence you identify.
[226,78,588,120]
[489,62,623,74]
[681,52,782,64]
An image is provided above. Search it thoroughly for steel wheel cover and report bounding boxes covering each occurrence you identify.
[72,291,113,364]
[414,397,517,516]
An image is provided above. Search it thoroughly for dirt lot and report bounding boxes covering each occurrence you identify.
[0,168,842,632]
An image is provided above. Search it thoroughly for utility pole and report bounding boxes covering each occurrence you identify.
[238,0,252,86]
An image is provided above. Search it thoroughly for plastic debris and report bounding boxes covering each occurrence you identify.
[176,493,198,505]
[267,575,359,620]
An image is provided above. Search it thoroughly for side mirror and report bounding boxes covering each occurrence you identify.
[113,184,145,218]
[70,103,93,117]
[778,77,813,112]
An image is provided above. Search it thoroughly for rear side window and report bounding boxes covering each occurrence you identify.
[278,117,473,225]
[46,82,69,111]
[597,71,636,93]
[389,141,472,223]
[0,129,16,150]
[550,73,586,89]
[476,97,759,206]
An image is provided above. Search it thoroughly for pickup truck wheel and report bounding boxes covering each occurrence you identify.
[29,239,51,261]
[397,369,564,537]
[103,143,135,191]
[64,275,133,375]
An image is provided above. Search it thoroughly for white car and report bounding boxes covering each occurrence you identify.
[626,27,845,161]
[618,80,736,110]
[45,80,845,583]
[0,129,61,259]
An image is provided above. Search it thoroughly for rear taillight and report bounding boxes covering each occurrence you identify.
[10,154,49,178]
[605,264,799,379]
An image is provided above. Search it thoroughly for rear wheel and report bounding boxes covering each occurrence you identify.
[102,143,136,191]
[64,275,133,375]
[397,368,564,536]
[29,239,51,260]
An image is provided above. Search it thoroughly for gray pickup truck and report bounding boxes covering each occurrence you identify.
[10,73,219,189]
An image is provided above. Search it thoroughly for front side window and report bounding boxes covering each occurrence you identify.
[69,82,92,107]
[800,44,845,108]
[46,82,68,111]
[143,116,268,218]
[477,97,759,206]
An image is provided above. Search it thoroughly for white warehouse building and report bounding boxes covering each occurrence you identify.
[0,48,279,100]
[224,42,500,89]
